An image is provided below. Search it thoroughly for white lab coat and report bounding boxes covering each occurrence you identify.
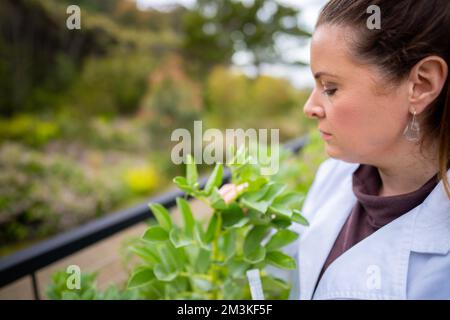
[284,158,450,300]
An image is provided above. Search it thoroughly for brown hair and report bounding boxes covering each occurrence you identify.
[317,0,450,199]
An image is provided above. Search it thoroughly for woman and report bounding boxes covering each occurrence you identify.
[222,0,450,299]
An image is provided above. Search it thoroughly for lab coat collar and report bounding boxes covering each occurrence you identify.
[411,169,450,255]
[298,164,450,300]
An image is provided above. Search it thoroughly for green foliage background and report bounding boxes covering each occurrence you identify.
[0,0,324,262]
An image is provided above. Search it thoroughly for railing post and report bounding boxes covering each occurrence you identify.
[31,272,40,300]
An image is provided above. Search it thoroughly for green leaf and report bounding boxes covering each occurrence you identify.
[261,275,290,291]
[176,197,195,237]
[243,226,268,261]
[204,213,218,244]
[221,229,236,261]
[241,183,287,213]
[266,251,297,269]
[81,289,96,300]
[272,192,304,208]
[292,210,309,226]
[62,291,81,300]
[186,154,198,186]
[204,163,223,195]
[210,187,227,210]
[158,244,183,272]
[227,258,250,278]
[265,229,299,251]
[169,228,194,248]
[195,248,211,273]
[127,267,155,289]
[192,277,213,292]
[268,204,292,218]
[233,163,260,184]
[261,276,290,299]
[164,284,178,299]
[244,245,266,263]
[142,226,169,242]
[153,264,178,282]
[222,203,249,228]
[173,176,195,193]
[223,279,243,299]
[271,216,292,229]
[247,209,271,225]
[194,222,211,250]
[229,144,246,166]
[261,183,286,203]
[240,198,271,214]
[241,183,271,202]
[129,245,160,265]
[148,203,172,231]
[244,176,269,193]
[176,291,209,300]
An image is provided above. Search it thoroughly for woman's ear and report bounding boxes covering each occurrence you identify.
[408,56,448,113]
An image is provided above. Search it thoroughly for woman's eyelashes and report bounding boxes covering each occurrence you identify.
[318,81,338,97]
[322,87,337,97]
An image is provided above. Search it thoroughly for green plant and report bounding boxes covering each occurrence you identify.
[46,269,137,300]
[126,147,309,299]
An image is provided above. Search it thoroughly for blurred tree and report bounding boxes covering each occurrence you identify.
[59,0,187,33]
[64,52,155,116]
[205,66,305,129]
[0,0,117,116]
[139,55,203,150]
[205,66,250,127]
[182,0,311,74]
[58,0,121,15]
[250,75,299,115]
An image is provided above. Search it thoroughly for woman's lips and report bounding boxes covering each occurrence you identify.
[319,129,332,140]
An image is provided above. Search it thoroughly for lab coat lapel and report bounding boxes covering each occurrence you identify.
[411,170,450,255]
[312,205,418,299]
[298,171,357,300]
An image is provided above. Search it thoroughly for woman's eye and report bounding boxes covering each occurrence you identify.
[322,88,337,96]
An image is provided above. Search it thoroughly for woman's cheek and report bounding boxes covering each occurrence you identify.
[331,101,365,139]
[330,102,377,159]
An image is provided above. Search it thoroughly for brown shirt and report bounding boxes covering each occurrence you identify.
[318,163,439,283]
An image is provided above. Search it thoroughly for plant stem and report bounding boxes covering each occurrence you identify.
[211,211,222,299]
[179,272,213,281]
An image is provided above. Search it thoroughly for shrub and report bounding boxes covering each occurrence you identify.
[205,66,307,130]
[0,143,126,254]
[124,164,160,195]
[0,115,60,148]
[205,66,250,128]
[139,55,203,151]
[65,52,155,116]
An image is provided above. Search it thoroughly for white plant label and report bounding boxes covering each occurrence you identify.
[246,269,265,300]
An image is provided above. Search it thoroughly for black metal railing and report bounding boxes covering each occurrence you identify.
[0,135,309,299]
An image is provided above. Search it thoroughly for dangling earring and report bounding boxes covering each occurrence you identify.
[403,107,420,142]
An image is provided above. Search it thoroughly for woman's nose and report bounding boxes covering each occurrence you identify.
[303,91,325,119]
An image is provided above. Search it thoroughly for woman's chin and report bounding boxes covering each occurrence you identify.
[324,145,351,162]
[325,146,362,164]
[324,143,339,157]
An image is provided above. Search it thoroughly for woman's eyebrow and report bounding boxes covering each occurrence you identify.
[313,71,339,80]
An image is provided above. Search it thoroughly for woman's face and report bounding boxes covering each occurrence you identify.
[304,24,411,164]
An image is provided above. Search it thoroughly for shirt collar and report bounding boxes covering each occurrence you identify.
[352,164,439,229]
